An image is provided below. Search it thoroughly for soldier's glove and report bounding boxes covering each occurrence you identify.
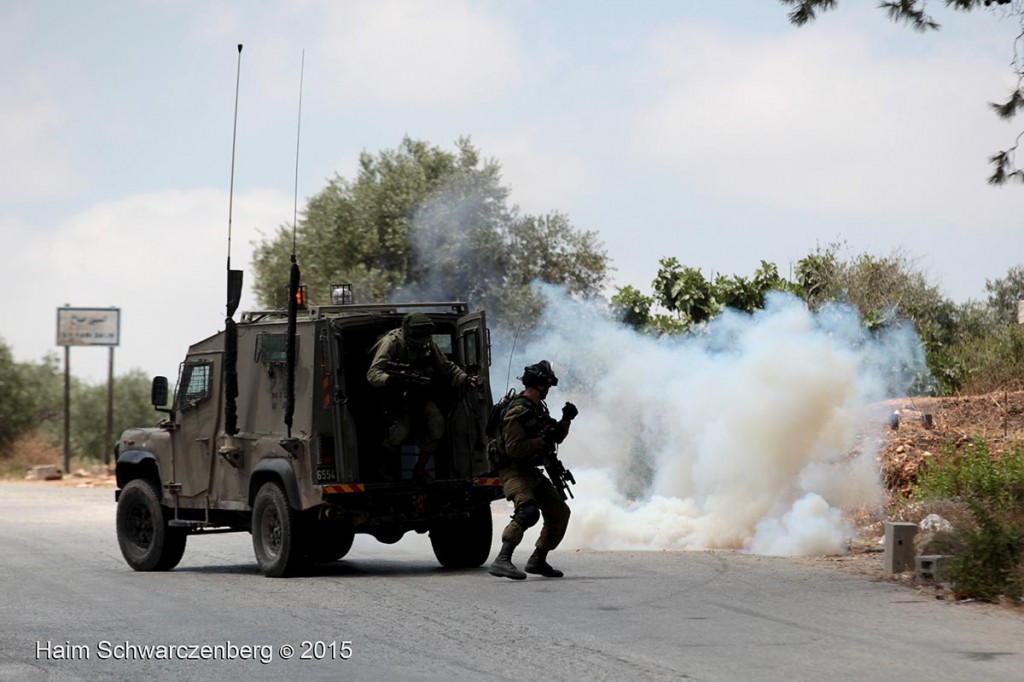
[561,402,579,422]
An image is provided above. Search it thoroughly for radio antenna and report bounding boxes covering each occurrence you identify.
[284,50,305,440]
[227,43,242,276]
[291,49,304,255]
[504,320,524,394]
[223,43,244,447]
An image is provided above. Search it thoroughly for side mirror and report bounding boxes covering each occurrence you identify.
[151,376,169,408]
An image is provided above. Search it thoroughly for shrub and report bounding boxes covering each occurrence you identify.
[909,440,1024,601]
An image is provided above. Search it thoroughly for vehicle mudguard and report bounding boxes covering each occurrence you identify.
[115,450,160,490]
[249,458,303,511]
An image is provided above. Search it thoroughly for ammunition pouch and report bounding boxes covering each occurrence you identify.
[487,439,510,471]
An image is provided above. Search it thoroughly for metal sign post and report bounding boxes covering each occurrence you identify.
[56,307,121,474]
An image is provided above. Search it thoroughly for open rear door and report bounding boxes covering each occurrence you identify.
[453,311,492,476]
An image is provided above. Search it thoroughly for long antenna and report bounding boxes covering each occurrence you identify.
[284,50,306,440]
[504,320,524,394]
[223,43,244,447]
[227,43,242,273]
[291,49,305,254]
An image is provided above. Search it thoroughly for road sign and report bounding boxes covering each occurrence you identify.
[56,307,121,347]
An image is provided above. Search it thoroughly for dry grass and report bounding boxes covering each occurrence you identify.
[0,430,105,480]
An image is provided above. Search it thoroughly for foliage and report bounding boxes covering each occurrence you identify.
[945,502,1024,601]
[985,264,1024,325]
[612,258,792,333]
[779,0,1024,184]
[910,440,1024,600]
[0,336,157,468]
[0,340,63,452]
[252,136,609,328]
[609,285,651,330]
[615,246,1024,396]
[70,370,162,461]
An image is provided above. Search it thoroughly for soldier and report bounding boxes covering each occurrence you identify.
[489,360,577,580]
[366,313,478,483]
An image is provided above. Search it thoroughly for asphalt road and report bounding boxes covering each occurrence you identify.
[1,482,1023,681]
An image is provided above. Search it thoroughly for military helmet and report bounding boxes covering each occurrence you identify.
[402,312,435,343]
[521,360,558,388]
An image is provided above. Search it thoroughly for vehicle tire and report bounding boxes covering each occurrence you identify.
[116,479,187,571]
[307,521,355,563]
[252,482,306,577]
[430,504,493,569]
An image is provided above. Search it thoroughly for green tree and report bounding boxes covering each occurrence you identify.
[985,264,1024,324]
[779,0,1024,184]
[610,285,653,330]
[0,340,63,454]
[612,258,791,335]
[252,137,609,327]
[70,370,160,462]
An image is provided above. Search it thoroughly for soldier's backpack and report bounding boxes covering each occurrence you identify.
[486,388,518,438]
[485,388,518,470]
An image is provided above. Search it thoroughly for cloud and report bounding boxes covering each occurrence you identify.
[0,15,81,204]
[477,130,592,214]
[308,0,524,109]
[0,188,292,383]
[631,24,1020,231]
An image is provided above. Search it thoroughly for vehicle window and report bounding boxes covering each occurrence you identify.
[255,333,294,364]
[178,361,212,409]
[462,330,479,367]
[431,333,453,355]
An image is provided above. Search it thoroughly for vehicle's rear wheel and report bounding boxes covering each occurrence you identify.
[430,504,493,569]
[307,520,355,563]
[252,482,306,577]
[116,479,187,571]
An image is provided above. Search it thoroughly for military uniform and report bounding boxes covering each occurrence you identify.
[488,360,575,580]
[495,396,571,551]
[366,323,468,456]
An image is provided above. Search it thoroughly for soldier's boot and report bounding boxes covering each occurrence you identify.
[524,548,564,578]
[488,541,526,580]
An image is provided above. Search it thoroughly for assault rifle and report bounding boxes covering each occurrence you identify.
[383,361,433,387]
[543,448,576,501]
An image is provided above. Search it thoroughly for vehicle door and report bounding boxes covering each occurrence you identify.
[173,355,221,502]
[453,311,492,475]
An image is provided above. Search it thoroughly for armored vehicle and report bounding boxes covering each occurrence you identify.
[114,301,500,577]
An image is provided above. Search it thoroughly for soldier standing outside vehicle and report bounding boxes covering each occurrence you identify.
[367,313,478,483]
[489,360,578,580]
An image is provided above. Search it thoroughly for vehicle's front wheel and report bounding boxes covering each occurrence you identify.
[430,504,493,569]
[116,479,187,571]
[252,482,306,577]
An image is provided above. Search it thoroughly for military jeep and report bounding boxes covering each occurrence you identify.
[114,301,501,577]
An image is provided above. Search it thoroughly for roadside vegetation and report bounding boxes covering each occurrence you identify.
[907,441,1024,601]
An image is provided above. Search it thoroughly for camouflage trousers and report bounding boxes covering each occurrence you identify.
[498,466,571,552]
[384,400,445,454]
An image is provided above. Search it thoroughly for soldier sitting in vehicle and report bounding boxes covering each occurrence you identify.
[366,312,478,483]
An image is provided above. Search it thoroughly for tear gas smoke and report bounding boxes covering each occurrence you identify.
[494,286,927,556]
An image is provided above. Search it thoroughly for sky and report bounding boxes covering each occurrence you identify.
[2,0,1022,384]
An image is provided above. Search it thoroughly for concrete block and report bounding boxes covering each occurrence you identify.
[25,465,63,481]
[884,522,918,573]
[915,554,950,583]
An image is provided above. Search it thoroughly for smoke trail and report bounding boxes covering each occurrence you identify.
[497,286,927,556]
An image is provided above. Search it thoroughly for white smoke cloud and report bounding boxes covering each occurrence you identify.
[494,287,925,556]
